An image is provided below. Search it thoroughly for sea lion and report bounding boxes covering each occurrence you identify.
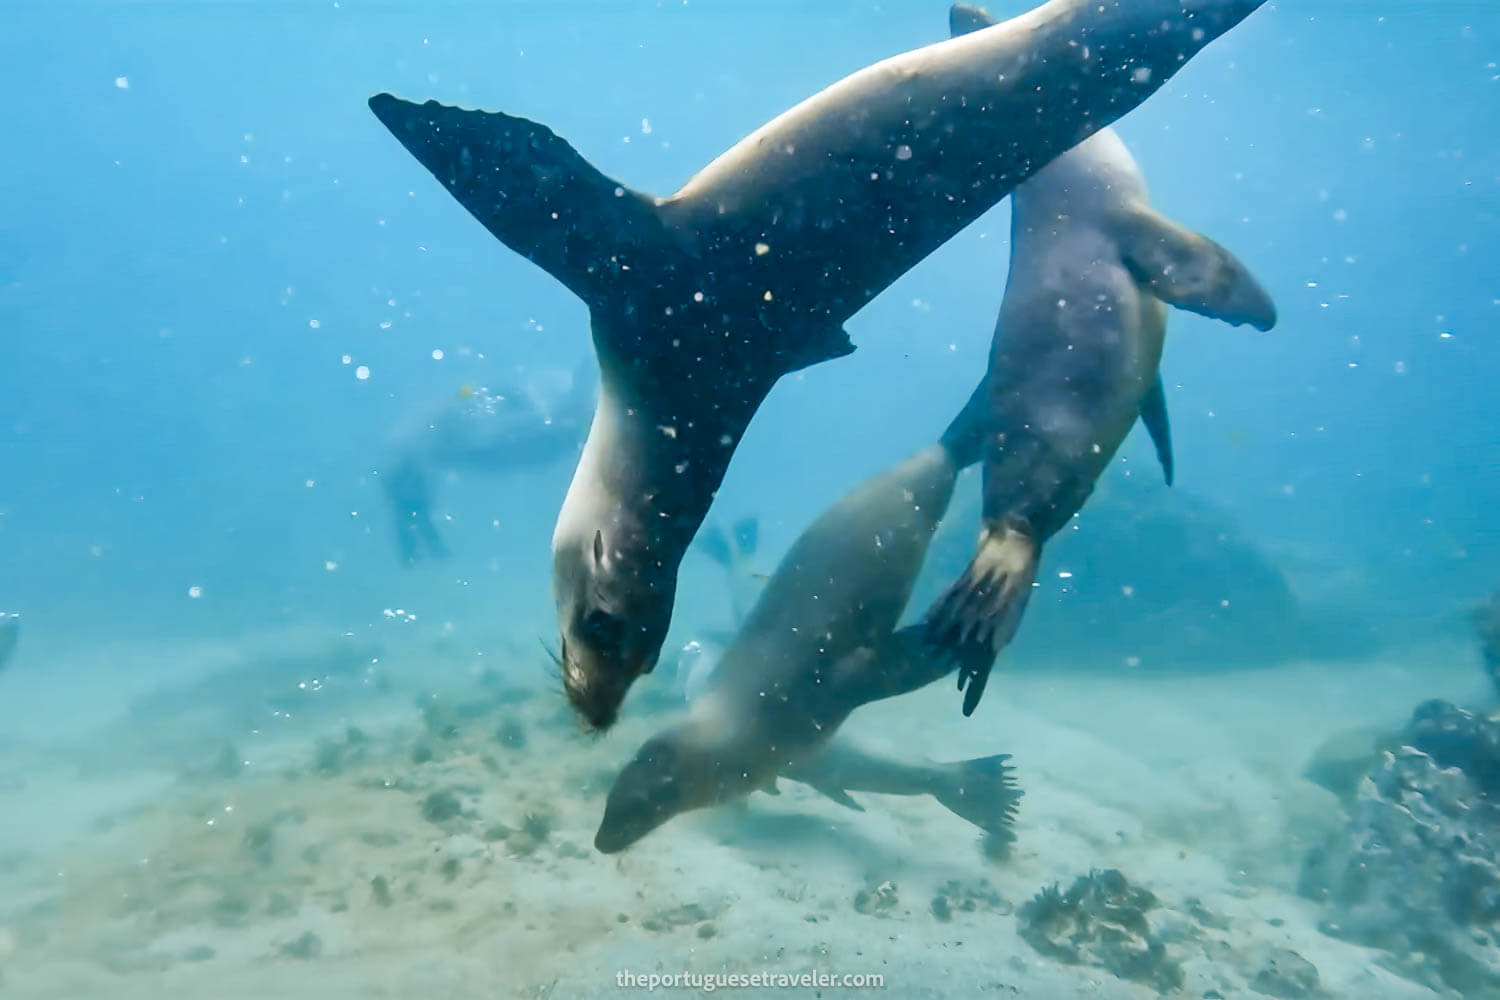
[921,4,1278,716]
[0,613,17,673]
[594,380,1021,852]
[367,0,1270,730]
[380,361,595,565]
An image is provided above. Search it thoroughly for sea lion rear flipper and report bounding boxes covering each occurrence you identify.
[919,526,1040,717]
[367,94,673,312]
[1140,375,1175,487]
[949,4,998,38]
[732,517,759,558]
[811,784,866,812]
[933,754,1022,842]
[1118,207,1278,332]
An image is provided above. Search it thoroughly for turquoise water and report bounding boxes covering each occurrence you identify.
[1,2,1497,997]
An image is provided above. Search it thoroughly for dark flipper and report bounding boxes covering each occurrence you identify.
[920,526,1039,716]
[933,754,1022,843]
[938,374,992,472]
[384,460,448,565]
[367,94,672,309]
[732,516,759,558]
[949,4,998,38]
[1140,374,1175,487]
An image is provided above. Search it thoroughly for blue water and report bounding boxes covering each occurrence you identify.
[1,2,1498,997]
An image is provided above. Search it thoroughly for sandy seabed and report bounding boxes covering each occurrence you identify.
[0,627,1482,999]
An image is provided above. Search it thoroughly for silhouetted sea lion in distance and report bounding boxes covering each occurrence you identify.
[379,361,595,565]
[921,3,1278,717]
[368,0,1271,729]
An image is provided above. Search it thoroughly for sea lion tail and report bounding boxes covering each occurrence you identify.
[949,4,998,39]
[938,375,990,471]
[368,94,672,308]
[932,753,1022,842]
[920,525,1039,716]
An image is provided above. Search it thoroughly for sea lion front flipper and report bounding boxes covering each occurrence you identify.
[810,784,866,812]
[919,525,1039,717]
[1140,374,1175,487]
[1117,207,1278,333]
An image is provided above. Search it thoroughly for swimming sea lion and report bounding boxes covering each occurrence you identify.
[593,380,1020,852]
[380,360,595,564]
[367,0,1270,730]
[0,613,17,673]
[922,4,1278,716]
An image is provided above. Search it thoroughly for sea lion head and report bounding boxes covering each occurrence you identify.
[594,724,757,854]
[554,522,675,733]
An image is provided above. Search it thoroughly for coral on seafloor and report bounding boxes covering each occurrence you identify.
[1300,699,1500,996]
[1016,868,1183,994]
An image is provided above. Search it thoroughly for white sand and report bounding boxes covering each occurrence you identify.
[0,629,1479,999]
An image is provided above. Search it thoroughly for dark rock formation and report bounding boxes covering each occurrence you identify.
[915,470,1360,671]
[1300,700,1500,995]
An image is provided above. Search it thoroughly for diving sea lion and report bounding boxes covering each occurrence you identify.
[379,360,595,565]
[922,4,1278,716]
[367,0,1270,730]
[594,380,1021,852]
[0,613,17,673]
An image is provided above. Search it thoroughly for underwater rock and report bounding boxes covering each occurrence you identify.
[1016,868,1182,994]
[641,902,723,933]
[1247,943,1321,1000]
[929,878,1012,923]
[278,930,323,960]
[242,823,275,868]
[916,470,1350,669]
[1480,592,1500,696]
[495,716,528,750]
[1301,700,1500,995]
[852,879,900,918]
[420,789,465,825]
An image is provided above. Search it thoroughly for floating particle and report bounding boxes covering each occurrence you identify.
[325,561,339,572]
[115,76,130,89]
[355,365,371,380]
[341,354,352,365]
[188,585,203,599]
[1058,571,1073,579]
[309,319,321,329]
[894,144,913,161]
[641,118,652,135]
[431,349,445,360]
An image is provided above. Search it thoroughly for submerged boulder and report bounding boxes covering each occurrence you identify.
[1300,700,1500,995]
[915,470,1347,670]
